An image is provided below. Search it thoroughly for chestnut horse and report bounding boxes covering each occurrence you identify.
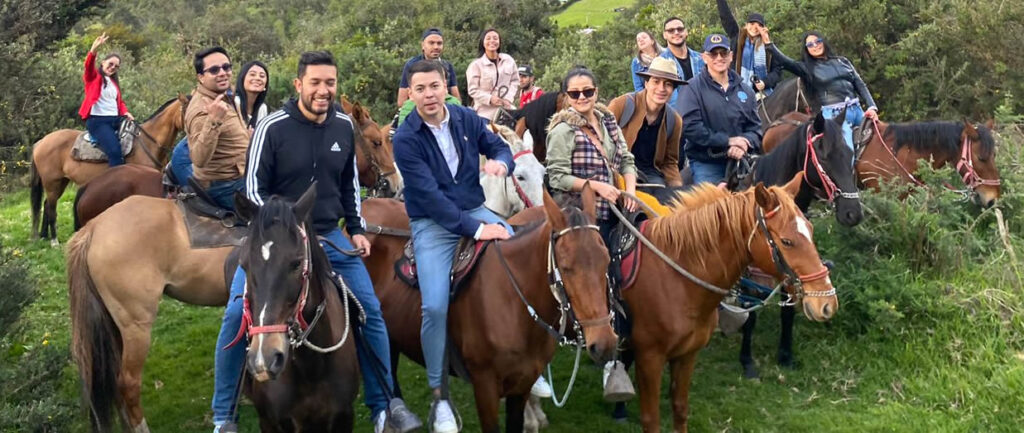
[232,188,360,432]
[358,187,617,433]
[624,175,837,432]
[71,99,401,229]
[31,95,188,241]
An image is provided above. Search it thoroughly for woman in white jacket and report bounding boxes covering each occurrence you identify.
[466,28,518,121]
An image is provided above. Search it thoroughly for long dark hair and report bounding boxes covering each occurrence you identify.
[235,61,269,128]
[477,28,501,57]
[800,31,837,73]
[98,53,121,88]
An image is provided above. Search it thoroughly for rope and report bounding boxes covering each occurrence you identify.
[546,344,583,408]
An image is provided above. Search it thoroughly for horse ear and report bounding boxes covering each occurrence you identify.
[754,182,774,210]
[178,93,188,106]
[542,190,568,231]
[295,182,318,222]
[985,119,995,130]
[234,191,258,222]
[351,102,366,123]
[813,110,826,134]
[580,182,598,223]
[963,120,980,139]
[782,171,804,198]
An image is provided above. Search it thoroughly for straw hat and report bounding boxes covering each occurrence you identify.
[635,56,686,85]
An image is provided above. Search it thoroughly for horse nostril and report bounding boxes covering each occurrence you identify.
[821,303,833,319]
[269,351,286,376]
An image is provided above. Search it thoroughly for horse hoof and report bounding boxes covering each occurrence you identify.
[742,364,760,379]
[777,354,797,369]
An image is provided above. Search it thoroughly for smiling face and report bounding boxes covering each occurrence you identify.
[744,21,763,37]
[805,35,826,58]
[565,75,597,116]
[101,56,121,77]
[645,76,674,107]
[243,65,268,94]
[662,19,688,47]
[294,64,337,119]
[197,52,233,93]
[482,31,501,55]
[702,48,733,75]
[421,34,444,59]
[636,32,654,52]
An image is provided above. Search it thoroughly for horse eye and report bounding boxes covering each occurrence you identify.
[517,175,526,181]
[290,259,302,270]
[781,238,795,247]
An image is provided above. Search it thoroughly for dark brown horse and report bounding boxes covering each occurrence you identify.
[756,77,813,129]
[359,187,617,433]
[506,91,568,163]
[623,175,837,432]
[232,187,360,432]
[31,95,188,241]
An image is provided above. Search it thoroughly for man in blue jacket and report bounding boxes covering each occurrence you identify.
[679,34,762,185]
[392,59,515,433]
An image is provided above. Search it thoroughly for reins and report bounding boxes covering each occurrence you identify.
[802,125,860,202]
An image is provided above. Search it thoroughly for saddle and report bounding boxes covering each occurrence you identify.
[174,178,247,249]
[853,122,876,161]
[71,125,136,163]
[395,238,490,297]
[608,210,649,292]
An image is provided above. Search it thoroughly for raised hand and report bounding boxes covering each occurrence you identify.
[206,93,231,123]
[90,33,109,53]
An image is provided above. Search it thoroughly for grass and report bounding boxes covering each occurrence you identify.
[551,0,635,28]
[2,161,1024,432]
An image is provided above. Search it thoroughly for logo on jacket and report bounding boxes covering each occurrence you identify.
[330,142,341,152]
[737,91,748,103]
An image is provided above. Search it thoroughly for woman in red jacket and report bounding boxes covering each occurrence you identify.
[78,33,133,166]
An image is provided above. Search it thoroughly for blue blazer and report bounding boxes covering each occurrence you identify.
[393,104,515,237]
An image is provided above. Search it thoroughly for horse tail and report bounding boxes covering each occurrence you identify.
[30,159,43,236]
[72,181,89,231]
[68,227,123,432]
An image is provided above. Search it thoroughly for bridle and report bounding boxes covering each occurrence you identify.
[803,125,860,203]
[358,121,399,198]
[505,149,537,208]
[747,205,834,305]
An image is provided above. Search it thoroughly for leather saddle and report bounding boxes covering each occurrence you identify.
[853,122,876,161]
[395,238,490,297]
[174,178,247,249]
[71,124,136,163]
[608,210,649,292]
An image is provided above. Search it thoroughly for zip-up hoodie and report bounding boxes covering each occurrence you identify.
[245,98,364,236]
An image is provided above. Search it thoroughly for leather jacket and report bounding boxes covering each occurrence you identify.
[767,43,876,109]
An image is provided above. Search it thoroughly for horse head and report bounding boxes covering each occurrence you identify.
[960,120,1001,208]
[347,100,403,198]
[748,173,838,322]
[234,184,321,381]
[482,123,545,217]
[541,184,617,362]
[809,110,863,226]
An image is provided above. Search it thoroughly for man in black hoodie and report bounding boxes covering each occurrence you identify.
[210,51,421,433]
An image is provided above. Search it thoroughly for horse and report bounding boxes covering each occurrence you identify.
[857,119,1000,207]
[756,77,813,129]
[499,91,568,163]
[68,194,234,433]
[481,123,545,218]
[71,99,401,229]
[232,187,360,432]
[31,95,188,242]
[358,186,618,433]
[622,174,837,432]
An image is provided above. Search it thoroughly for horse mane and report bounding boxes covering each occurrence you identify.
[889,121,996,159]
[143,98,180,123]
[251,196,335,282]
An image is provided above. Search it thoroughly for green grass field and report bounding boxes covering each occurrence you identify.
[552,0,635,28]
[2,163,1024,431]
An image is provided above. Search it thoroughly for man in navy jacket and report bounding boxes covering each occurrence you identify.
[392,59,514,433]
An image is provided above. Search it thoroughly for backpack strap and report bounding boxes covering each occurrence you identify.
[618,92,637,130]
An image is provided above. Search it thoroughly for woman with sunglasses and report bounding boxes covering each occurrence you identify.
[466,28,519,121]
[79,32,134,166]
[760,29,878,150]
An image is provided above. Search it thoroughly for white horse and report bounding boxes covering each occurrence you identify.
[481,123,546,218]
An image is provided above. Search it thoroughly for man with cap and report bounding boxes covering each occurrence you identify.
[679,34,762,185]
[607,56,685,187]
[397,28,461,107]
[716,0,783,94]
[516,64,544,108]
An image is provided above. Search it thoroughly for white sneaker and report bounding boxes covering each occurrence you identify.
[531,375,553,398]
[374,411,387,433]
[432,399,459,433]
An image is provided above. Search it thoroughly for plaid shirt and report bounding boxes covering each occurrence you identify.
[568,115,627,219]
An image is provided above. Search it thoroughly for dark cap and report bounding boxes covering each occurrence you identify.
[746,13,765,26]
[518,65,533,76]
[421,28,443,40]
[703,34,731,52]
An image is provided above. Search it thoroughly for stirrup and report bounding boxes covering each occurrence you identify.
[602,361,636,402]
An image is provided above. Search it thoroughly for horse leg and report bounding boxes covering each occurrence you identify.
[390,343,403,399]
[777,306,796,367]
[504,393,527,433]
[332,407,355,433]
[739,311,759,378]
[668,354,698,433]
[117,323,154,433]
[43,178,69,242]
[470,372,502,433]
[635,351,666,433]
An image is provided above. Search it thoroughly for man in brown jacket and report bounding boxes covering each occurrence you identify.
[608,56,686,187]
[185,46,251,209]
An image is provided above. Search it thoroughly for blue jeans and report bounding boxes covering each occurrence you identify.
[689,160,728,186]
[85,115,124,167]
[637,166,666,186]
[206,178,245,211]
[169,138,192,186]
[212,228,396,423]
[821,103,865,156]
[410,206,512,389]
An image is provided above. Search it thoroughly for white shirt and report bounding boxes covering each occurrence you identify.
[90,77,119,116]
[425,107,459,179]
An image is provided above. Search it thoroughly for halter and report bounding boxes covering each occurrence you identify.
[803,125,860,203]
[869,117,925,186]
[507,149,537,208]
[746,205,834,303]
[956,132,1001,190]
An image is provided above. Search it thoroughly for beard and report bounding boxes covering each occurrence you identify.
[301,92,333,115]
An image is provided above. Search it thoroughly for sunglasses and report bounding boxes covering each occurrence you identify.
[566,88,596,100]
[203,63,232,75]
[707,50,731,59]
[805,39,823,48]
[665,26,686,34]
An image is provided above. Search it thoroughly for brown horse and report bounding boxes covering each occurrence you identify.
[31,95,188,241]
[762,114,1001,207]
[233,187,360,432]
[68,195,234,433]
[359,187,617,433]
[71,99,401,229]
[623,174,838,432]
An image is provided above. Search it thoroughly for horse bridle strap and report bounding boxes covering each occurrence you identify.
[507,150,537,208]
[803,126,859,202]
[124,120,164,168]
[956,133,1000,189]
[749,205,833,299]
